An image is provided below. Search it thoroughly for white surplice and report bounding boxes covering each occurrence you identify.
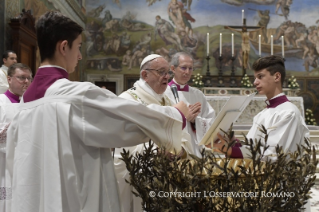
[239,100,309,159]
[0,94,11,104]
[6,78,185,212]
[114,79,193,212]
[0,66,9,94]
[239,94,310,212]
[0,104,19,212]
[165,82,216,157]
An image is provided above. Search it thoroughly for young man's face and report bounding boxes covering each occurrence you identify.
[65,34,82,73]
[171,55,193,85]
[8,68,32,96]
[3,52,17,67]
[254,68,280,98]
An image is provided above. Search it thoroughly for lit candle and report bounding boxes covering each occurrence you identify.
[231,33,234,56]
[242,10,244,24]
[281,35,285,58]
[207,33,209,56]
[220,33,222,56]
[258,35,261,57]
[271,35,273,55]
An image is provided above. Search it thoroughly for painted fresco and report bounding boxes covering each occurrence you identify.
[85,0,319,76]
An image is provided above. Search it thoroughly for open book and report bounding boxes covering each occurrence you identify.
[199,92,256,146]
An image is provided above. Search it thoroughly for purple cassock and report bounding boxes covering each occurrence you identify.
[168,80,189,92]
[4,90,20,103]
[23,66,69,103]
[230,95,290,158]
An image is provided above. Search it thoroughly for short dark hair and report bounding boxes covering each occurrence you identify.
[252,55,286,85]
[36,11,83,62]
[2,50,16,60]
[8,63,32,77]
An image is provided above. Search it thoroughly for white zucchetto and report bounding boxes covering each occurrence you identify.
[140,54,162,69]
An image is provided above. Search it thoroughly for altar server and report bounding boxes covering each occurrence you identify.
[0,63,31,211]
[165,52,216,157]
[5,11,189,212]
[114,54,193,212]
[0,50,17,94]
[214,55,309,160]
[0,63,32,104]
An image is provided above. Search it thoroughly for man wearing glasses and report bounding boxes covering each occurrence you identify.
[114,54,193,212]
[0,63,32,104]
[166,52,216,157]
[0,63,31,211]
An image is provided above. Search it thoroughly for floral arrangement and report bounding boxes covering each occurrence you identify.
[192,73,204,88]
[305,109,317,125]
[287,75,300,89]
[240,74,253,88]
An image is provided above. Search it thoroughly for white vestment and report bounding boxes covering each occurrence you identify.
[0,94,11,104]
[0,66,9,94]
[114,79,192,212]
[0,104,19,212]
[239,94,310,212]
[240,100,309,159]
[6,78,185,212]
[165,82,216,157]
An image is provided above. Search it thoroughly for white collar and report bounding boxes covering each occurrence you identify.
[136,78,164,102]
[38,65,68,72]
[172,78,187,89]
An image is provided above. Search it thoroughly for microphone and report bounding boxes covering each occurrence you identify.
[170,84,179,103]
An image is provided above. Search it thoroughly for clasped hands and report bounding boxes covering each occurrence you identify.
[173,102,201,123]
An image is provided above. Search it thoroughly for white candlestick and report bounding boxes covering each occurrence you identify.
[231,33,234,56]
[281,36,285,58]
[207,33,209,56]
[271,35,273,55]
[219,33,222,56]
[259,35,261,57]
[242,10,244,24]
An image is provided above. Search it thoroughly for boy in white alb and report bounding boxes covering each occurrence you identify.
[214,55,309,160]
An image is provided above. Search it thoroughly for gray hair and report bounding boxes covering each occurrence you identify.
[170,52,194,67]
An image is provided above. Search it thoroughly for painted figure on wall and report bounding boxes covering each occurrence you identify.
[84,0,319,76]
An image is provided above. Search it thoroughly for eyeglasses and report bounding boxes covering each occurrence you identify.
[14,76,32,82]
[178,66,194,72]
[145,69,173,77]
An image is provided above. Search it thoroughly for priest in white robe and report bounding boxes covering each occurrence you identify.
[6,11,190,212]
[165,52,216,157]
[0,51,17,94]
[114,54,194,212]
[0,63,31,211]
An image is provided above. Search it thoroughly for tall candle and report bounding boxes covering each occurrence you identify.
[231,33,234,56]
[242,10,244,24]
[258,35,261,57]
[219,33,222,56]
[271,35,273,55]
[281,36,285,58]
[207,33,209,56]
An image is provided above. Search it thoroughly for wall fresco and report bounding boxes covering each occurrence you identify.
[85,0,319,77]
